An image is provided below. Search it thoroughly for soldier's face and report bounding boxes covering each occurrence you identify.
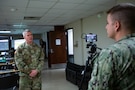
[24,31,33,44]
[105,14,116,39]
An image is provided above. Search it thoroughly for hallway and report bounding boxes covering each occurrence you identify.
[42,68,78,90]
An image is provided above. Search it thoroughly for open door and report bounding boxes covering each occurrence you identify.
[48,30,67,68]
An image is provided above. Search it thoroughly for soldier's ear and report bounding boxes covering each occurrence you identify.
[114,20,120,32]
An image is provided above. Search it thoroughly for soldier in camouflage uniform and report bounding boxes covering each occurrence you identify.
[15,29,44,90]
[88,3,135,90]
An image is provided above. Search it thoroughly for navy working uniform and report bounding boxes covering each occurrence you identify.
[88,33,135,90]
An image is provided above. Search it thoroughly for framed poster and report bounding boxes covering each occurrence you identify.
[56,39,61,45]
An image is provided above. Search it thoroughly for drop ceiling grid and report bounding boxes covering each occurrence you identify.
[0,0,117,34]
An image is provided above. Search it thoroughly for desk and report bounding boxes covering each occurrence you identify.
[0,69,19,74]
[0,62,15,66]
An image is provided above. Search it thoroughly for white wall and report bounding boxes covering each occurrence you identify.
[66,20,84,65]
[65,0,135,65]
[66,13,114,65]
[82,14,115,64]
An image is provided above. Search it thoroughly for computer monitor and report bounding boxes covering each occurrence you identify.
[0,39,9,51]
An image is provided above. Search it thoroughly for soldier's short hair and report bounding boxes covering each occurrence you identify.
[107,3,135,31]
[22,29,31,37]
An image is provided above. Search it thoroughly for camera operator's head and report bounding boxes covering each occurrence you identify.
[106,3,135,41]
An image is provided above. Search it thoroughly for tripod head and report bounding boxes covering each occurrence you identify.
[86,42,102,55]
[87,42,97,54]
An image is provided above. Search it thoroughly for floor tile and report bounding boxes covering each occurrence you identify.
[42,68,78,90]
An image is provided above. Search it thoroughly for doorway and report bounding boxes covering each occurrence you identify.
[67,28,74,63]
[47,30,67,68]
[47,27,74,68]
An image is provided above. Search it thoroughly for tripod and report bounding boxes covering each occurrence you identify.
[79,42,101,90]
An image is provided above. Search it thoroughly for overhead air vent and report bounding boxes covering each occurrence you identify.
[24,16,41,20]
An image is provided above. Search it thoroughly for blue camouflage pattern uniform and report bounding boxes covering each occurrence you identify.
[88,33,135,90]
[15,42,44,90]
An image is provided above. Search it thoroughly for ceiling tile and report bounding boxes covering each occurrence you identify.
[28,1,56,8]
[52,2,78,9]
[0,0,117,34]
[0,0,28,7]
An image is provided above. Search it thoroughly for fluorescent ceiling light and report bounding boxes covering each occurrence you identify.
[13,25,27,27]
[10,8,17,12]
[0,31,11,33]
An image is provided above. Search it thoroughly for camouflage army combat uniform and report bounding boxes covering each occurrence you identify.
[88,33,135,90]
[15,42,44,90]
